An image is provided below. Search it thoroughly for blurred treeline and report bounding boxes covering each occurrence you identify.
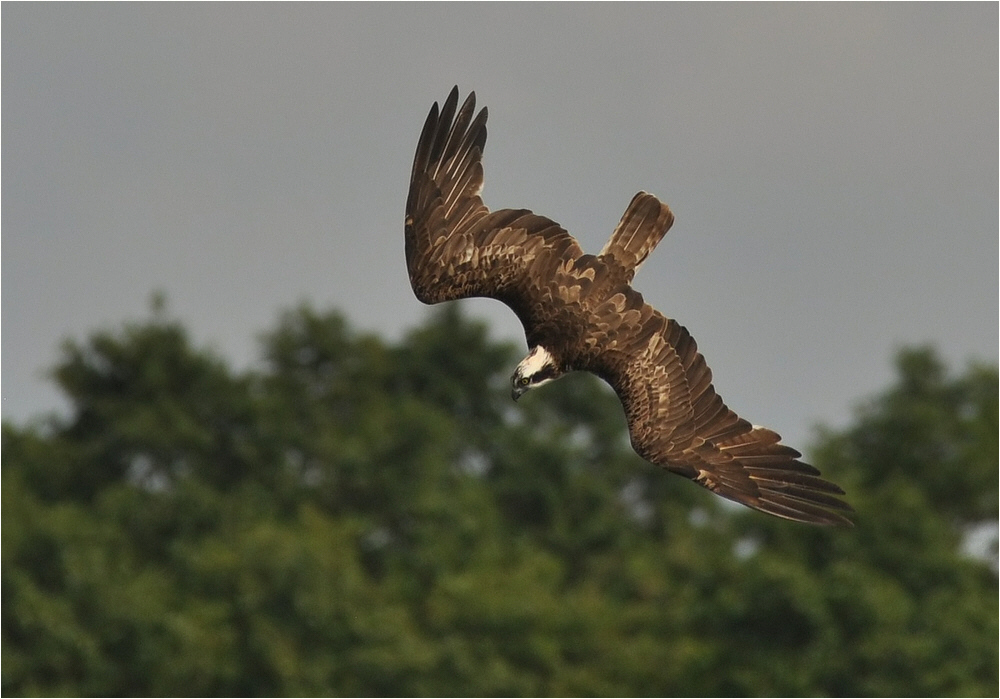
[3,302,997,696]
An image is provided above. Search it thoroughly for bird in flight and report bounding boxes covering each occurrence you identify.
[404,87,852,526]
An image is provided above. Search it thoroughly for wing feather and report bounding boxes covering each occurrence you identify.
[590,301,853,526]
[405,87,584,322]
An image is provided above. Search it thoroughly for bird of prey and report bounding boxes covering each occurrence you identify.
[404,87,852,526]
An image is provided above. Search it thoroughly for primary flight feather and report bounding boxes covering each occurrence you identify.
[405,87,852,526]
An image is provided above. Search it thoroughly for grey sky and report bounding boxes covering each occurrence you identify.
[4,4,997,452]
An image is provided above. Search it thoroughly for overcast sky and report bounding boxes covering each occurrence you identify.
[4,4,997,452]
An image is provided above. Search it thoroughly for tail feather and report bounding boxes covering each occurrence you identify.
[599,192,674,280]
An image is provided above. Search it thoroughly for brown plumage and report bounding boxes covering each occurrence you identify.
[405,87,852,526]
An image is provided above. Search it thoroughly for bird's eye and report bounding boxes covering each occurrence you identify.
[520,377,530,386]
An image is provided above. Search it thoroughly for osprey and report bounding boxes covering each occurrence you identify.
[405,87,852,526]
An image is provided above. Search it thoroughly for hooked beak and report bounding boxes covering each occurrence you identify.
[511,384,527,402]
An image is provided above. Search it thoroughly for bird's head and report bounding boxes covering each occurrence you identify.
[511,345,562,401]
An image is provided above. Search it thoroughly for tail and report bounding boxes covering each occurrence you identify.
[599,192,674,281]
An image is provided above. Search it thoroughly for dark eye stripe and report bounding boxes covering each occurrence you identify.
[533,366,557,382]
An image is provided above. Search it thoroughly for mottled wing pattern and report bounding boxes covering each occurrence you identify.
[405,87,584,323]
[589,297,854,526]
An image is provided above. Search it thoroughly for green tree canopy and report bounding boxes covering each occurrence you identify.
[3,302,997,696]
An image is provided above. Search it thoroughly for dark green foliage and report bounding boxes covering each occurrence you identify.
[3,303,997,696]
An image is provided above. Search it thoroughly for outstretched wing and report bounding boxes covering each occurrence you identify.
[405,87,584,325]
[588,293,853,526]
